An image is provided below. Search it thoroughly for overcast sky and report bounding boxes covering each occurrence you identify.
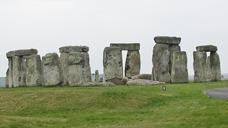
[0,0,227,77]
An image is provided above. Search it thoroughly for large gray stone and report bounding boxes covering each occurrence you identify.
[171,51,189,83]
[193,51,207,82]
[169,45,181,73]
[59,46,89,53]
[125,50,141,78]
[210,52,221,81]
[42,53,62,86]
[59,53,69,85]
[7,49,37,58]
[152,44,171,83]
[67,52,92,85]
[206,56,213,81]
[127,79,164,86]
[110,43,140,50]
[103,47,123,81]
[196,45,217,52]
[154,36,181,45]
[25,55,43,86]
[131,74,152,80]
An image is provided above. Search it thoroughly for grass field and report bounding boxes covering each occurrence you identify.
[0,81,228,128]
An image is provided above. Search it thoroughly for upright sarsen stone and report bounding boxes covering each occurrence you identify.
[42,53,62,86]
[193,51,207,82]
[103,47,123,81]
[25,55,43,86]
[152,44,170,83]
[171,52,188,83]
[210,52,221,81]
[125,50,140,78]
[59,46,92,86]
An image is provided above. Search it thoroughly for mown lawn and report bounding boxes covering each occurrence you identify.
[0,81,228,128]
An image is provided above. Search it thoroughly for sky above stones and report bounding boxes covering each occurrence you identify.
[0,0,228,76]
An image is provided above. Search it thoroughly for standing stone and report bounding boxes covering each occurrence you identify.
[169,45,181,73]
[152,44,170,83]
[11,56,26,87]
[25,55,43,86]
[125,50,141,78]
[210,52,221,81]
[42,53,62,86]
[95,70,100,82]
[103,47,123,81]
[59,46,92,86]
[193,51,207,82]
[171,52,188,83]
[206,56,212,81]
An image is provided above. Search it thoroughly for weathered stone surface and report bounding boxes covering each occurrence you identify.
[110,43,140,50]
[67,52,92,85]
[95,70,99,82]
[154,36,181,45]
[59,46,89,53]
[132,74,152,80]
[12,56,26,87]
[196,45,217,52]
[169,45,181,73]
[127,79,164,86]
[103,47,123,81]
[125,50,141,78]
[171,52,189,83]
[7,49,37,58]
[206,56,212,81]
[193,51,207,82]
[59,53,69,85]
[42,53,62,86]
[152,44,171,82]
[210,52,221,81]
[106,77,128,85]
[25,55,43,86]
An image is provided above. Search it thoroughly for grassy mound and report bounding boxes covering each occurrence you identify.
[0,81,228,128]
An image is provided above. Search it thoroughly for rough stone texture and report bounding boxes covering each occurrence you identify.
[59,46,89,53]
[152,44,171,83]
[25,55,43,86]
[127,79,164,86]
[12,56,27,87]
[67,52,92,85]
[210,52,221,81]
[110,43,140,51]
[131,74,152,80]
[103,47,123,81]
[59,53,69,85]
[59,46,92,86]
[106,77,128,85]
[154,36,181,45]
[196,45,217,52]
[125,50,141,78]
[193,51,207,82]
[7,49,37,58]
[42,53,62,86]
[171,52,189,83]
[95,70,99,82]
[169,45,181,73]
[206,56,213,81]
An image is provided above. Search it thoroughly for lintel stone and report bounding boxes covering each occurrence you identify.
[154,36,181,45]
[7,49,38,58]
[110,43,140,51]
[196,45,217,52]
[59,46,89,53]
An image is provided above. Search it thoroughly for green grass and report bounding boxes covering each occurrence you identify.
[0,81,228,128]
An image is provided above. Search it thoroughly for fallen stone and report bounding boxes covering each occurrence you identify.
[7,49,37,58]
[171,51,189,83]
[106,77,128,85]
[59,46,89,53]
[127,79,164,86]
[110,43,140,50]
[154,36,181,45]
[206,88,228,100]
[196,45,217,52]
[131,74,152,80]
